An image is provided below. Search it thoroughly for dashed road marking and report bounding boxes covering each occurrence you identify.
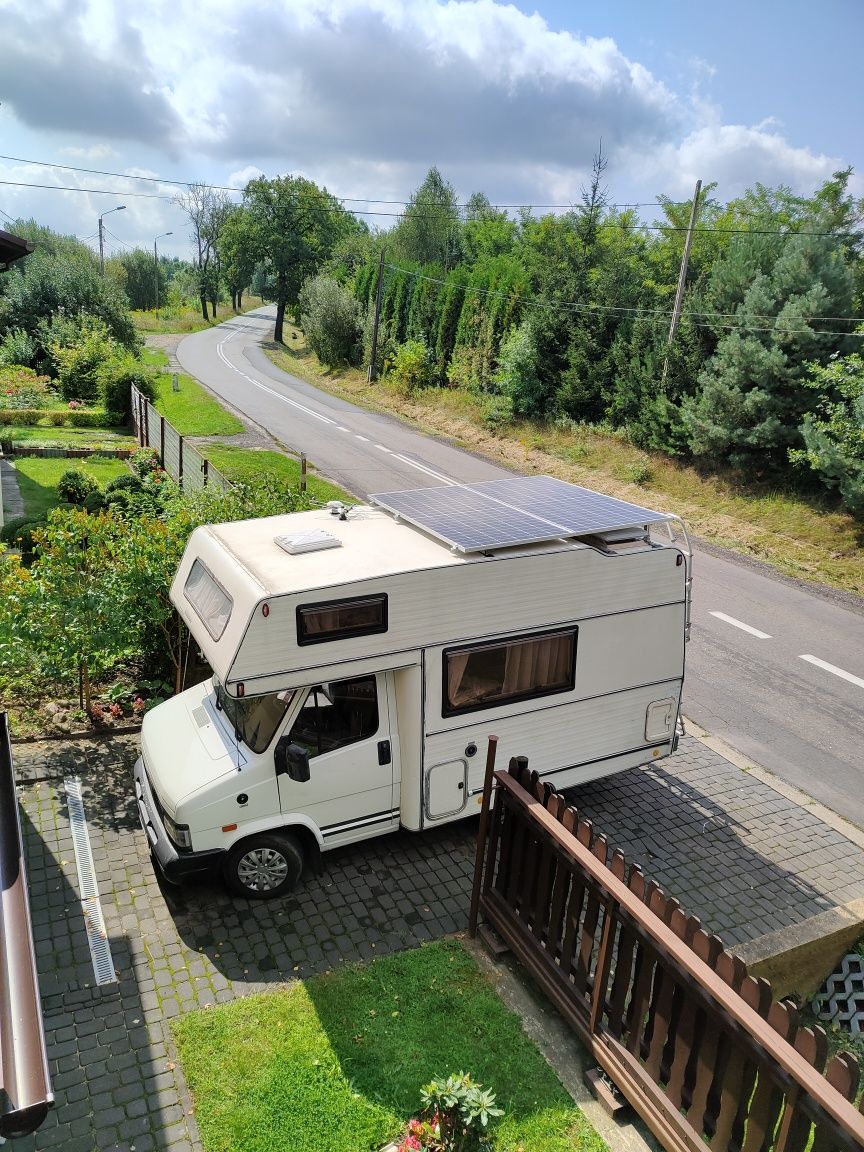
[709,612,771,639]
[799,655,864,689]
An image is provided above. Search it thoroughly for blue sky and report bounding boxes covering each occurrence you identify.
[1,1,860,261]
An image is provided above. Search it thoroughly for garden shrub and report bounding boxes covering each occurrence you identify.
[0,516,46,564]
[0,364,56,409]
[389,338,434,395]
[130,447,161,477]
[0,329,36,368]
[98,355,157,422]
[298,274,363,366]
[106,473,143,494]
[49,317,121,403]
[82,491,107,514]
[57,469,99,505]
[0,516,29,545]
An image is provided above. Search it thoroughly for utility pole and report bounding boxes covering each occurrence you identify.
[153,232,172,313]
[367,250,386,382]
[98,204,126,274]
[661,180,702,387]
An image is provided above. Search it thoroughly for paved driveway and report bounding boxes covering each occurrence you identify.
[12,731,864,1150]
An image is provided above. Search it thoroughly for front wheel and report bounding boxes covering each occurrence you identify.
[224,833,304,899]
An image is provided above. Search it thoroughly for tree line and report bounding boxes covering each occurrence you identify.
[314,165,863,516]
[186,163,862,516]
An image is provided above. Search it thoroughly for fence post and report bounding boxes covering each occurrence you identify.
[202,457,209,486]
[300,452,307,494]
[178,436,184,490]
[160,415,165,464]
[468,735,498,937]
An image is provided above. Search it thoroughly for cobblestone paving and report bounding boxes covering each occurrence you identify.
[11,731,864,1150]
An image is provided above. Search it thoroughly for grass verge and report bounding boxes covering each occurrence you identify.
[266,335,863,597]
[152,372,244,437]
[173,939,604,1152]
[13,455,130,518]
[132,297,266,335]
[204,444,351,504]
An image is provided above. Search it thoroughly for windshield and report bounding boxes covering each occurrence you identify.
[214,680,295,753]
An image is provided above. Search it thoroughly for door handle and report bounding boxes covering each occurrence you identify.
[378,739,391,766]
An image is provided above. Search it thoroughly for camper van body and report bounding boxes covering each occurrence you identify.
[134,478,690,898]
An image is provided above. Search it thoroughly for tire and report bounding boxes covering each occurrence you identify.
[224,833,304,900]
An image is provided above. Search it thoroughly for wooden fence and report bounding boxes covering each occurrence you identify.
[130,384,232,494]
[471,750,864,1152]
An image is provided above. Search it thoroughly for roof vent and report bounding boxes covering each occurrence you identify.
[275,530,342,556]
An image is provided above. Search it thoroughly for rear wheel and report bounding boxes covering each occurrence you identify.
[224,833,304,899]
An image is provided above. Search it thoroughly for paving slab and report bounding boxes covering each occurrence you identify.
[9,728,864,1149]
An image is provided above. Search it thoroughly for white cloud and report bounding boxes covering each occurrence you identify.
[630,123,843,202]
[228,166,265,189]
[0,0,854,242]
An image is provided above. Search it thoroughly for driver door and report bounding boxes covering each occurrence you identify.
[277,672,398,848]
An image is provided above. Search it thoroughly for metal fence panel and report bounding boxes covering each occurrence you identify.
[130,383,232,493]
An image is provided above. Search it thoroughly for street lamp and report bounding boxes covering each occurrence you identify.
[153,232,173,314]
[98,205,126,274]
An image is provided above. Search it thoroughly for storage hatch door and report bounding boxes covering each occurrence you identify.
[425,759,468,820]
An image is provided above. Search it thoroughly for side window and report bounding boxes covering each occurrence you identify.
[288,676,379,758]
[443,629,577,716]
[296,595,387,645]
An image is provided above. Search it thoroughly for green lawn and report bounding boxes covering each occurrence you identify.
[1,426,136,451]
[204,444,353,503]
[173,939,604,1152]
[13,456,130,518]
[153,374,244,436]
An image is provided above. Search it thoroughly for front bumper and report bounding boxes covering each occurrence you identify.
[133,756,224,881]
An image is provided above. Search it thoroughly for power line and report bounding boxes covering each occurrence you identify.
[0,152,660,211]
[0,170,857,239]
[382,262,864,338]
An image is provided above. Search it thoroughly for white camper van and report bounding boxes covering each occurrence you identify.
[134,476,691,899]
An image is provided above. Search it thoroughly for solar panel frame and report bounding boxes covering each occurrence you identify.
[370,476,675,554]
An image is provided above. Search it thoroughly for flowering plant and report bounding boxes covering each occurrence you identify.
[397,1074,502,1151]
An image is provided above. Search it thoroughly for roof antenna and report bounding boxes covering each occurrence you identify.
[326,500,358,521]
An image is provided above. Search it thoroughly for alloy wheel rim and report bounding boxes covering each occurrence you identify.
[237,847,289,891]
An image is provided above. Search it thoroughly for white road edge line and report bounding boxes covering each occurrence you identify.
[215,325,457,486]
[709,611,771,639]
[216,331,337,426]
[799,655,864,689]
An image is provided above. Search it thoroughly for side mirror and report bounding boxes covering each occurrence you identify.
[275,736,310,783]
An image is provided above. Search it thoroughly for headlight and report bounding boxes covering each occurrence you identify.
[163,812,192,850]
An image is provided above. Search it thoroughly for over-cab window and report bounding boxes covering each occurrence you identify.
[184,560,232,640]
[443,628,577,716]
[296,594,387,646]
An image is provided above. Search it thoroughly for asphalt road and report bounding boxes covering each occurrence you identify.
[178,308,864,827]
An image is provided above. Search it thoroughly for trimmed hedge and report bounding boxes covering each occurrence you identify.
[0,407,116,428]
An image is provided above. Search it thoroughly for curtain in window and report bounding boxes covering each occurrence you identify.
[447,651,472,705]
[503,633,571,695]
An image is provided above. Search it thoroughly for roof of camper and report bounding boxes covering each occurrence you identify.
[204,506,471,596]
[201,476,674,598]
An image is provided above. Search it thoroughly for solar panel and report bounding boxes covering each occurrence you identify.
[370,475,674,553]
